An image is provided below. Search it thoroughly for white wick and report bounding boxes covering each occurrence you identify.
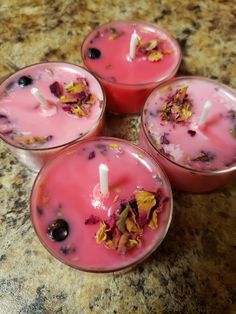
[128,30,140,61]
[31,87,57,117]
[99,163,109,196]
[198,100,212,127]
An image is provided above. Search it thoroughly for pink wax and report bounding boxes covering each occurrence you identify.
[0,62,105,171]
[82,21,181,113]
[140,76,236,192]
[30,137,172,272]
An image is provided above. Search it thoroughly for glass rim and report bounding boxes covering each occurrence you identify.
[81,20,182,88]
[0,61,106,152]
[30,136,173,273]
[141,75,236,175]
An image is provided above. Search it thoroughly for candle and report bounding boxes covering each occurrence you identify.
[128,30,140,61]
[0,62,105,171]
[30,87,57,116]
[99,163,109,195]
[81,21,181,114]
[30,137,173,272]
[139,76,236,193]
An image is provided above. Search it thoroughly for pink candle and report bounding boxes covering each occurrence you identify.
[30,137,173,272]
[81,21,181,114]
[139,77,236,193]
[0,62,105,171]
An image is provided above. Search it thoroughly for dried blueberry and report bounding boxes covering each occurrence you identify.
[47,219,69,242]
[18,76,33,87]
[86,48,101,59]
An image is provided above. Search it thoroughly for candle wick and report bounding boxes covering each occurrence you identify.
[128,30,140,62]
[198,100,212,127]
[99,163,109,196]
[31,87,57,117]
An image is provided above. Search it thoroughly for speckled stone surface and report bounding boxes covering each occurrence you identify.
[0,1,236,313]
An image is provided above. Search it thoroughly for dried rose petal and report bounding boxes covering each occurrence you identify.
[49,81,63,98]
[85,215,100,225]
[160,133,170,145]
[192,150,216,162]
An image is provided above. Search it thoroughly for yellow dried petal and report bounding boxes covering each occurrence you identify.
[64,81,74,90]
[182,104,192,120]
[105,239,115,249]
[145,39,158,51]
[88,94,97,104]
[95,222,107,244]
[109,143,120,149]
[127,238,140,249]
[71,105,86,117]
[66,83,86,94]
[135,191,156,214]
[60,95,77,103]
[148,51,163,62]
[125,217,141,233]
[148,211,158,230]
[19,136,47,145]
[108,33,119,40]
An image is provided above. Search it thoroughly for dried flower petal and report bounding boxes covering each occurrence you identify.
[160,87,192,123]
[85,215,100,225]
[95,222,107,243]
[160,133,170,145]
[71,105,86,117]
[135,191,156,214]
[125,217,142,233]
[17,136,48,146]
[117,233,129,254]
[192,150,216,162]
[109,143,120,149]
[116,206,129,233]
[49,81,63,98]
[127,238,140,249]
[148,51,163,62]
[148,210,158,230]
[66,82,87,94]
[60,95,78,103]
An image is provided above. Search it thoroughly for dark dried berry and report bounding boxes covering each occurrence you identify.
[49,81,63,98]
[18,76,33,87]
[87,48,101,59]
[88,151,96,160]
[47,219,69,242]
[188,130,196,137]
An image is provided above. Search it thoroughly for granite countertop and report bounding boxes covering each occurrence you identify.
[0,1,236,313]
